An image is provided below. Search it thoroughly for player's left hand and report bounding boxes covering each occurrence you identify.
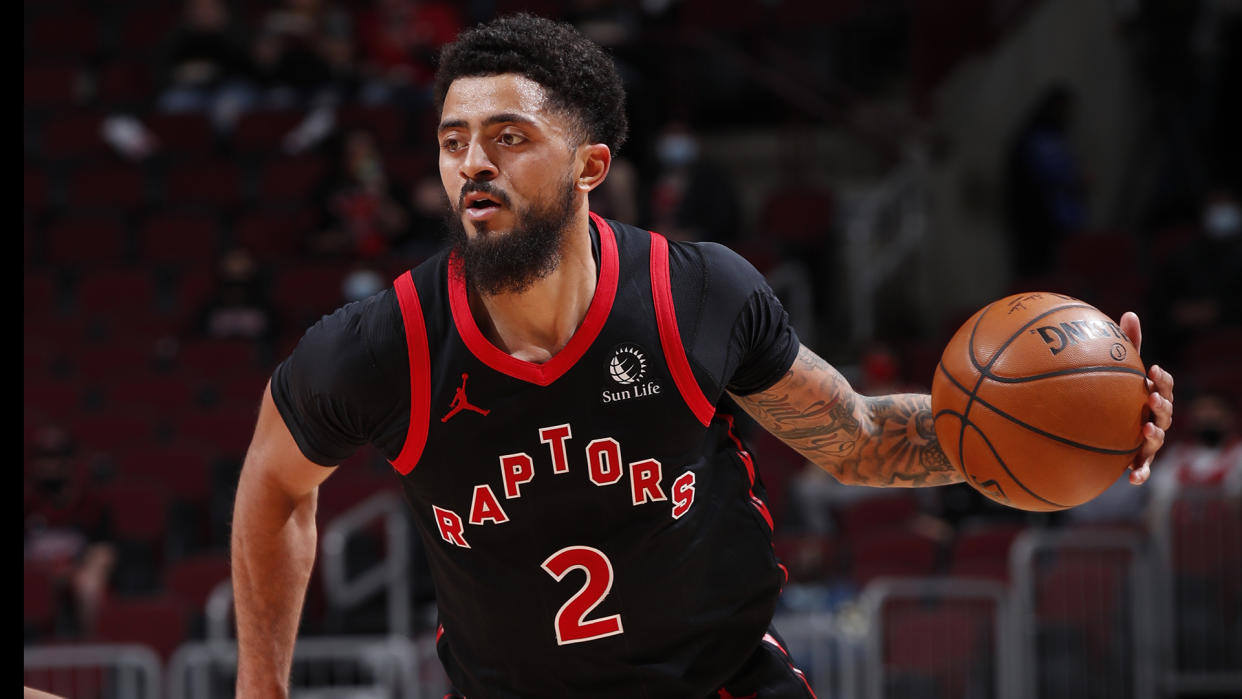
[1120,311,1174,485]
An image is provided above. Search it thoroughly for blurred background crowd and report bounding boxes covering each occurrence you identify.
[23,0,1241,695]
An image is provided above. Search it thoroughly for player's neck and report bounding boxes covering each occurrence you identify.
[469,210,597,364]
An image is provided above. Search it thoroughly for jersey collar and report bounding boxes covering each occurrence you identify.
[448,212,619,386]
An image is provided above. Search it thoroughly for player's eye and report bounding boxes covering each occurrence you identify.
[498,132,525,146]
[441,137,464,153]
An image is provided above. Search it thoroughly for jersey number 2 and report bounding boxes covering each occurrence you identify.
[540,546,624,645]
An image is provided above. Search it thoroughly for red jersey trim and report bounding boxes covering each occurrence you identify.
[447,212,620,387]
[720,412,787,583]
[391,271,432,475]
[649,232,715,428]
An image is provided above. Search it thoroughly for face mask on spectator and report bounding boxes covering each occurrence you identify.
[1203,202,1241,240]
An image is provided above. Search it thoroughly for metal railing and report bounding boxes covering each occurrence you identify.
[1150,488,1242,696]
[24,643,163,699]
[320,491,413,638]
[844,148,930,345]
[859,576,1013,699]
[1010,527,1157,699]
[167,637,423,699]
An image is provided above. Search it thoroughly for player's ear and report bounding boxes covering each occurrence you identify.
[575,143,611,193]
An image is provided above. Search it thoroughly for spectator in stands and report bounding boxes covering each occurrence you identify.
[645,120,742,244]
[309,128,413,259]
[402,172,453,259]
[156,0,261,131]
[191,247,279,349]
[353,0,463,107]
[250,0,359,109]
[1147,391,1242,510]
[24,426,115,637]
[1147,187,1242,365]
[1003,83,1089,279]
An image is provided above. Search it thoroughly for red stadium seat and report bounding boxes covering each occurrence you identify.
[143,113,217,156]
[75,268,158,317]
[72,413,161,454]
[164,159,245,209]
[44,216,128,266]
[113,445,212,501]
[233,109,304,152]
[24,63,81,108]
[97,479,172,540]
[174,337,260,377]
[1035,551,1130,659]
[27,15,99,59]
[41,114,110,159]
[165,552,232,612]
[94,594,188,661]
[234,207,315,259]
[176,411,258,459]
[25,166,49,212]
[883,601,995,699]
[116,5,183,58]
[758,186,836,245]
[337,105,406,146]
[848,528,940,587]
[96,372,199,417]
[836,493,921,535]
[95,62,154,106]
[139,211,221,262]
[67,163,147,211]
[23,562,58,638]
[947,522,1027,583]
[272,261,353,321]
[258,155,327,204]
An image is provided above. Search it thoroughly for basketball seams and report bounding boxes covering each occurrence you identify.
[983,365,1146,383]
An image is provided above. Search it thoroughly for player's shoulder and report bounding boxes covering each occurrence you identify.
[600,216,761,281]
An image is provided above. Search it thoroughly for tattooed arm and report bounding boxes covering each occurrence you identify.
[730,344,962,487]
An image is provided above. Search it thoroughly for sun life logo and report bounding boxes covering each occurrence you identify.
[607,343,647,386]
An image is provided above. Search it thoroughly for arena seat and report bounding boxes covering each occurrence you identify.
[337,104,406,146]
[94,61,154,107]
[73,268,163,329]
[94,594,188,661]
[234,206,316,260]
[835,492,921,535]
[258,155,328,204]
[139,211,221,262]
[24,63,81,109]
[848,528,940,587]
[44,216,129,266]
[164,552,232,615]
[233,109,305,153]
[883,602,993,699]
[163,159,246,209]
[26,15,99,59]
[66,163,147,211]
[947,521,1027,583]
[143,112,217,157]
[25,166,49,212]
[116,4,182,59]
[40,114,110,160]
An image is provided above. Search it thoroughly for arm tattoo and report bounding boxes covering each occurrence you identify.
[732,346,962,487]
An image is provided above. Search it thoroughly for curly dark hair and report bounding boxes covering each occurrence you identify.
[434,13,629,155]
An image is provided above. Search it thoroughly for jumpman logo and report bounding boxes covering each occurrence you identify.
[442,373,490,422]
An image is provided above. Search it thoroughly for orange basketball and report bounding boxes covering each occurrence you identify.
[930,292,1149,512]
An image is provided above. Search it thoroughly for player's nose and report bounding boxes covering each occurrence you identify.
[460,140,497,182]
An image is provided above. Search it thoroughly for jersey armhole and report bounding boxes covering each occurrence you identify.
[390,270,431,475]
[649,232,715,428]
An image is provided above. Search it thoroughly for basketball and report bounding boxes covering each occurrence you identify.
[930,292,1150,512]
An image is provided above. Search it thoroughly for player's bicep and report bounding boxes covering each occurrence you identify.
[239,381,337,506]
[729,344,868,480]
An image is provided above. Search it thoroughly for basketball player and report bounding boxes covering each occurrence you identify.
[231,14,1176,698]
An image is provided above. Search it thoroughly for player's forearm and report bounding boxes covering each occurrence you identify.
[732,346,962,487]
[231,470,319,699]
[850,392,963,486]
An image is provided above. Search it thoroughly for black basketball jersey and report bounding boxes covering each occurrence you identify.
[272,214,801,698]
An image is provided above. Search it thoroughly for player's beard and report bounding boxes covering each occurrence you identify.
[445,176,577,297]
